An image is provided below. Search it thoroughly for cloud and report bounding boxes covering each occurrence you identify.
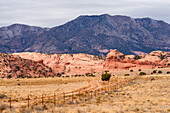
[0,0,170,27]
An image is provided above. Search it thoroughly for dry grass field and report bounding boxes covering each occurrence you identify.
[0,77,98,109]
[23,74,169,113]
[0,68,169,113]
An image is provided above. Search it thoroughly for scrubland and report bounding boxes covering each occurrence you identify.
[0,68,169,113]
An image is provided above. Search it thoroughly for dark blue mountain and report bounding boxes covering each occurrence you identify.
[0,14,170,56]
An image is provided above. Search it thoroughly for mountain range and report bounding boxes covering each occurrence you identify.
[0,14,170,56]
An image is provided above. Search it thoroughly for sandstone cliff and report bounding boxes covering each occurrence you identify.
[104,50,170,70]
[13,52,105,75]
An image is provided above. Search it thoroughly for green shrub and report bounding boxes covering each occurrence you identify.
[138,69,141,71]
[139,72,146,76]
[153,70,157,73]
[49,68,52,72]
[18,74,25,78]
[86,73,95,77]
[124,74,130,76]
[38,70,42,74]
[101,72,111,81]
[7,75,12,79]
[74,75,78,77]
[130,70,133,72]
[57,73,61,77]
[27,76,32,78]
[0,94,7,99]
[158,70,162,74]
[16,66,20,71]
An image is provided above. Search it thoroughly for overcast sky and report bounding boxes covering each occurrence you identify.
[0,0,170,28]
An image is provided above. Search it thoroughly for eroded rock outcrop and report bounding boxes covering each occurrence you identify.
[12,50,170,76]
[104,49,170,70]
[13,52,105,75]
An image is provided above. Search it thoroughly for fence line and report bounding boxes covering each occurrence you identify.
[7,75,139,111]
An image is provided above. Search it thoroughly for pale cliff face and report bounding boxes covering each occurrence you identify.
[12,50,170,76]
[13,52,105,75]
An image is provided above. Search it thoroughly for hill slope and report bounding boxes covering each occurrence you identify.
[0,14,170,56]
[0,53,54,78]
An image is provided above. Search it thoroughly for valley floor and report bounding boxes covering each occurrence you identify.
[36,74,170,113]
[0,68,170,112]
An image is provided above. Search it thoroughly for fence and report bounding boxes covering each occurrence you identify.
[6,75,139,111]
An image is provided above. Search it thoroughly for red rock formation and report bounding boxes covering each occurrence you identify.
[13,50,170,75]
[104,50,170,70]
[13,52,105,75]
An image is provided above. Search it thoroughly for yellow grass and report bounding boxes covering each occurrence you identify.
[0,77,100,101]
[0,68,170,112]
[0,77,98,86]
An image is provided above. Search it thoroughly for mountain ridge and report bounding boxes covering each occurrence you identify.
[0,14,170,56]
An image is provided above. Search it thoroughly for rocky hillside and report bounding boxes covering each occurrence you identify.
[0,14,170,56]
[0,53,54,78]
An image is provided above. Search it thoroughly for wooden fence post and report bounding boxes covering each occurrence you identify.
[94,90,96,97]
[9,97,12,111]
[42,94,44,105]
[63,92,65,104]
[79,91,80,100]
[90,91,93,98]
[88,91,90,97]
[71,91,73,102]
[28,95,30,108]
[54,93,56,105]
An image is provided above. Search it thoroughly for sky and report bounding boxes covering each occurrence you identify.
[0,0,170,28]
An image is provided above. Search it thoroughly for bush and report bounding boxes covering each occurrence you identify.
[153,70,157,73]
[101,72,111,81]
[18,74,25,78]
[27,76,32,78]
[56,73,61,77]
[158,70,162,74]
[86,73,95,77]
[138,69,141,71]
[49,68,52,72]
[0,94,7,99]
[150,77,155,81]
[130,69,133,72]
[167,71,170,74]
[139,72,146,76]
[124,74,130,76]
[7,75,12,79]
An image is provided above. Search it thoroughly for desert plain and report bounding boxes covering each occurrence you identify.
[0,67,169,113]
